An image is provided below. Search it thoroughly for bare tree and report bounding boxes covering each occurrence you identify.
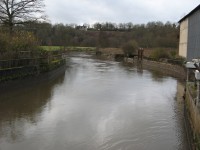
[0,0,45,32]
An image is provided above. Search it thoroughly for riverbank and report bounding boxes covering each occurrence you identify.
[141,59,186,80]
[95,49,186,80]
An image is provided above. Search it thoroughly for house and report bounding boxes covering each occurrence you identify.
[76,25,87,31]
[179,4,200,61]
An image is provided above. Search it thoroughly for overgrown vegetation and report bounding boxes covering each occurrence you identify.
[0,31,39,59]
[122,40,138,56]
[148,48,185,66]
[150,48,171,60]
[0,30,66,81]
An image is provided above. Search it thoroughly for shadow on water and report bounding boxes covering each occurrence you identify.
[0,68,66,142]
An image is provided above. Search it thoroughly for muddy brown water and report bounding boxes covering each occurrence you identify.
[0,53,189,150]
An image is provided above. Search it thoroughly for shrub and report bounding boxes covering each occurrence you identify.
[0,31,39,59]
[150,48,170,60]
[11,31,38,52]
[122,40,138,56]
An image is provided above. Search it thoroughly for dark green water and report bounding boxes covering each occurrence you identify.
[0,54,189,150]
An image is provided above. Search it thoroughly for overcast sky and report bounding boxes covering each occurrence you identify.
[44,0,199,25]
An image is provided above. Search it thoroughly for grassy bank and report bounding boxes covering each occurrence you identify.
[67,46,96,51]
[40,46,96,52]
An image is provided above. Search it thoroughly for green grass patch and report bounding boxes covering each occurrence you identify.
[67,46,96,51]
[40,46,64,51]
[40,46,96,52]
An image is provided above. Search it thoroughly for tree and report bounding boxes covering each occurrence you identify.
[0,0,45,32]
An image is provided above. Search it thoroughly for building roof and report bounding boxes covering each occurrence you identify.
[179,4,200,23]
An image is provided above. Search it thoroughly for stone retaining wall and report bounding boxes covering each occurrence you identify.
[142,59,186,80]
[185,85,200,150]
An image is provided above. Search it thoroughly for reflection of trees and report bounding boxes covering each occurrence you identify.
[0,72,65,142]
[150,70,165,82]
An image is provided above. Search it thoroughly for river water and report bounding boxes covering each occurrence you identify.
[0,53,189,150]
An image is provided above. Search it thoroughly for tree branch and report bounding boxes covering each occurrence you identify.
[0,0,45,31]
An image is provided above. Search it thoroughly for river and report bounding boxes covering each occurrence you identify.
[0,53,189,150]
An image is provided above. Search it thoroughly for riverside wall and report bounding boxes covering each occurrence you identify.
[141,59,186,80]
[184,85,200,150]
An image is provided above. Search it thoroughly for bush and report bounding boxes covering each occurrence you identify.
[0,31,39,59]
[122,40,138,56]
[11,31,38,51]
[150,48,170,60]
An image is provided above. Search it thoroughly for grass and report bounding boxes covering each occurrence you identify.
[40,46,96,51]
[40,46,64,51]
[67,46,96,51]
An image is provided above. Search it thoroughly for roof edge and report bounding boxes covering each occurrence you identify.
[178,4,200,23]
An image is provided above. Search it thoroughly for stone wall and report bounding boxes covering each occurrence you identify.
[142,59,186,80]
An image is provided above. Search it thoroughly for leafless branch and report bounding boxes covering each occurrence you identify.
[0,0,46,31]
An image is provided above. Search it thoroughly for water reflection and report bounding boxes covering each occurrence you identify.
[0,54,188,150]
[0,73,65,143]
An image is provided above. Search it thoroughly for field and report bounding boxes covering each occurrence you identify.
[40,46,96,51]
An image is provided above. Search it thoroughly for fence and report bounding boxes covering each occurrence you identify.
[0,54,65,82]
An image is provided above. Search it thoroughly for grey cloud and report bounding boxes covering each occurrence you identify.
[44,0,199,24]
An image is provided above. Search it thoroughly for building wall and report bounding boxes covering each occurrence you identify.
[179,18,188,58]
[187,10,200,61]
